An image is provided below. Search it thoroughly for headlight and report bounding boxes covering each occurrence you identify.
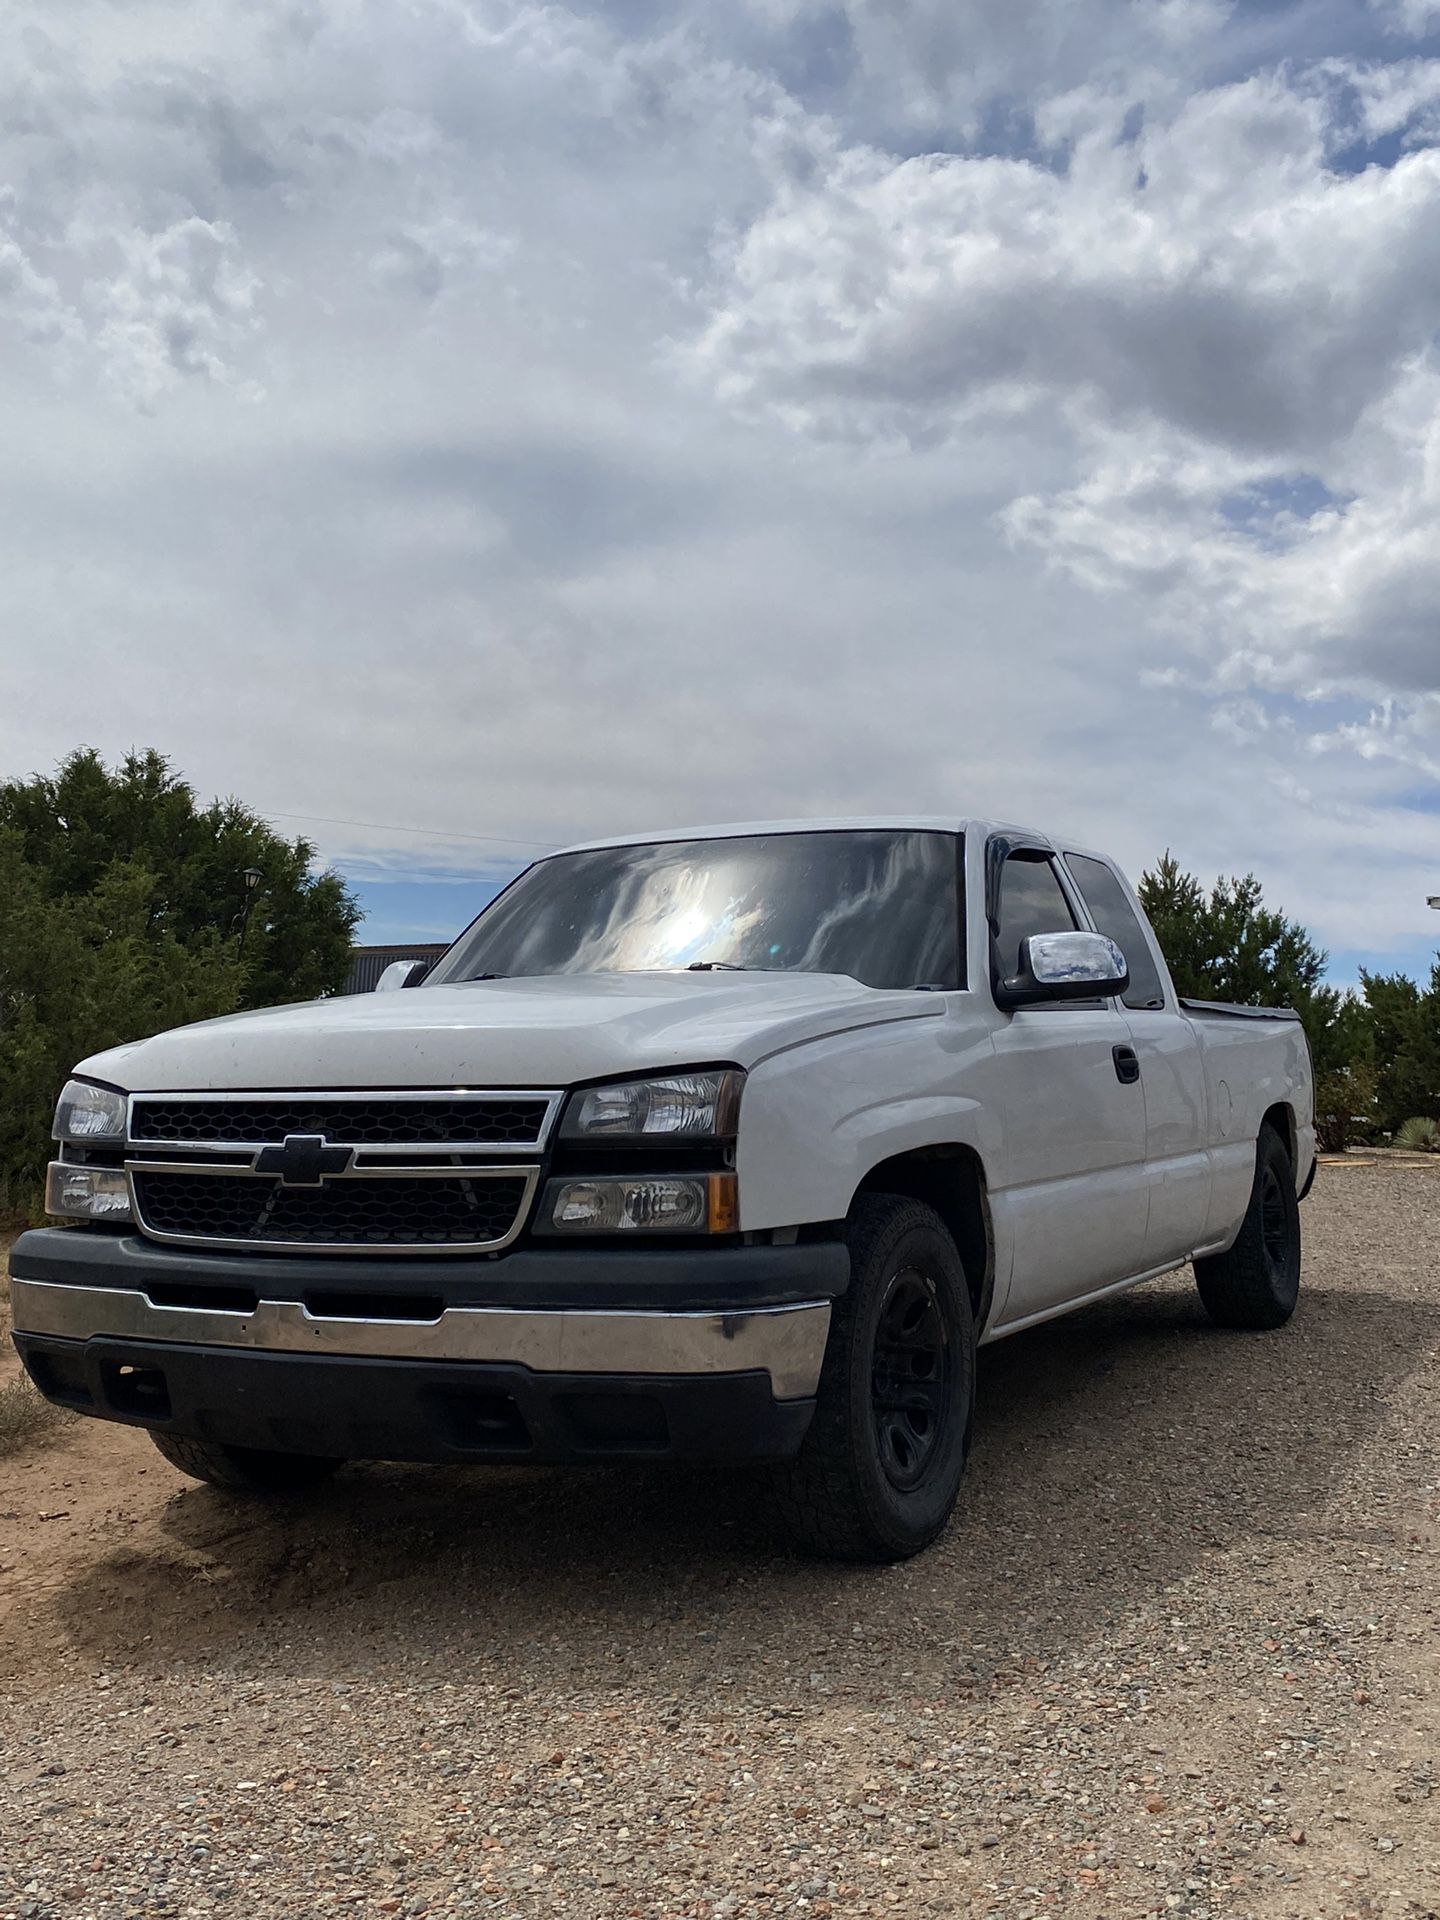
[53,1079,128,1143]
[561,1070,743,1141]
[546,1172,738,1234]
[45,1163,133,1223]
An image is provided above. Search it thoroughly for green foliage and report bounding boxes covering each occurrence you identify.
[1138,852,1440,1147]
[1313,1061,1380,1154]
[0,750,360,1212]
[1358,962,1440,1135]
[1138,852,1362,1083]
[1139,855,1327,1006]
[0,748,359,1010]
[1394,1116,1440,1153]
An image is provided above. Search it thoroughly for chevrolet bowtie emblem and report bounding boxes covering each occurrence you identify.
[253,1133,355,1187]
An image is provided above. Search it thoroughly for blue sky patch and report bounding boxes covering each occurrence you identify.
[1328,940,1440,994]
[340,860,526,946]
[1220,473,1350,543]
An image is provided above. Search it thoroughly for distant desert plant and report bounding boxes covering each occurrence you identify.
[0,1376,72,1458]
[1313,1063,1380,1153]
[1393,1116,1440,1153]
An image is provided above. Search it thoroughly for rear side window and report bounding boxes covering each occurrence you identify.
[994,852,1076,977]
[1065,855,1167,1010]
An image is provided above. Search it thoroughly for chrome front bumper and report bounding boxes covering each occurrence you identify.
[9,1277,832,1403]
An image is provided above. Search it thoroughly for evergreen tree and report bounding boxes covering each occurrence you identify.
[1359,964,1440,1131]
[1138,852,1355,1074]
[0,750,359,1213]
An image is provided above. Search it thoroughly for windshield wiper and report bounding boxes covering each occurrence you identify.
[686,960,748,972]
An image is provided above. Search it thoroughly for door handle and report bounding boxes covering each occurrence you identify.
[1113,1044,1141,1085]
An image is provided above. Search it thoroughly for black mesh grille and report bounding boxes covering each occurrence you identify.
[129,1097,550,1148]
[133,1172,530,1248]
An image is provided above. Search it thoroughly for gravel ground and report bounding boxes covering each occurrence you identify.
[1,1159,1437,1920]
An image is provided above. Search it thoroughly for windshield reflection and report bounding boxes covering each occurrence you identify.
[429,830,961,992]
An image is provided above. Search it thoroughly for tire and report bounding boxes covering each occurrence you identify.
[149,1432,344,1494]
[1194,1125,1301,1330]
[772,1196,976,1562]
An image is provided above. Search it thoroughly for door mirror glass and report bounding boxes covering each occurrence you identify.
[996,930,1129,1009]
[375,959,430,992]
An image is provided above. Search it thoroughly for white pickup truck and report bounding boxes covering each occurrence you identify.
[12,819,1314,1560]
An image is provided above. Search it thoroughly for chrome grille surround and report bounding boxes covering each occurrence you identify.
[121,1090,559,1255]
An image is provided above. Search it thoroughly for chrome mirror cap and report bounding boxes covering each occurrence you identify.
[996,930,1130,1009]
[375,959,427,993]
[1027,931,1128,988]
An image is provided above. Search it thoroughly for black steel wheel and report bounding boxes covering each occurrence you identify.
[871,1266,951,1493]
[1259,1162,1291,1272]
[772,1195,976,1562]
[1195,1124,1302,1330]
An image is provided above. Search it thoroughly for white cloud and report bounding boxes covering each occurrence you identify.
[1371,0,1440,38]
[0,193,82,354]
[734,0,1232,141]
[692,71,1440,462]
[1338,54,1440,142]
[1001,357,1440,713]
[689,56,1440,805]
[0,0,1437,970]
[90,217,262,406]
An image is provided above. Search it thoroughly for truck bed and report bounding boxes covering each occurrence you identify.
[1179,998,1302,1024]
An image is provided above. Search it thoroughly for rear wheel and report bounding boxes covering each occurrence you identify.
[150,1432,344,1494]
[1194,1125,1301,1330]
[772,1196,976,1561]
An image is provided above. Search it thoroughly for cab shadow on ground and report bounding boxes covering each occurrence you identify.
[55,1278,1431,1691]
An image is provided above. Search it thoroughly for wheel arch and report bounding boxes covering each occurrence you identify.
[851,1145,996,1333]
[1260,1100,1296,1165]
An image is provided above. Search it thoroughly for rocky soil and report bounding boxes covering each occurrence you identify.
[2,1159,1437,1918]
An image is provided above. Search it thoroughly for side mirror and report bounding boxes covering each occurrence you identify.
[375,959,431,993]
[995,930,1128,1010]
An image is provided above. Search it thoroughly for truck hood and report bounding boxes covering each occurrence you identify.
[77,972,944,1092]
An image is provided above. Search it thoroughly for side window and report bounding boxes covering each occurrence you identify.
[1065,855,1167,1010]
[995,851,1076,978]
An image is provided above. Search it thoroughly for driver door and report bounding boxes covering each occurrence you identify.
[983,846,1150,1329]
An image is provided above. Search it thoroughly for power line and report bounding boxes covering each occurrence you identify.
[262,808,557,851]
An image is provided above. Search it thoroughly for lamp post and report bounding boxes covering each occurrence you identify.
[237,866,264,956]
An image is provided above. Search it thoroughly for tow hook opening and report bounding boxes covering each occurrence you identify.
[100,1360,172,1421]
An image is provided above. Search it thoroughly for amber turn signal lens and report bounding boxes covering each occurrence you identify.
[707,1172,739,1234]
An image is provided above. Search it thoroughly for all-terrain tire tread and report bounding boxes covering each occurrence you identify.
[149,1431,341,1493]
[1194,1125,1301,1331]
[772,1196,971,1562]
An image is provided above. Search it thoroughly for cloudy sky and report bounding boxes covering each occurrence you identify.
[2,0,1439,984]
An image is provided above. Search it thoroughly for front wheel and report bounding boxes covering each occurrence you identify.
[150,1432,344,1494]
[772,1196,976,1562]
[1194,1126,1301,1330]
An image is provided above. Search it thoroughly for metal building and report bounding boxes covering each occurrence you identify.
[341,943,448,996]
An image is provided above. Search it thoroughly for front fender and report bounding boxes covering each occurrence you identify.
[736,1012,998,1229]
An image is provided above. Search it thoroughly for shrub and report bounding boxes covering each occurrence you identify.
[1314,1063,1380,1154]
[1393,1116,1440,1153]
[0,1376,72,1458]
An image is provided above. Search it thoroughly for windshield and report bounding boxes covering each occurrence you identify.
[429,830,962,991]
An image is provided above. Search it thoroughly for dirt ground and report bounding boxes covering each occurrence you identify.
[1,1160,1437,1919]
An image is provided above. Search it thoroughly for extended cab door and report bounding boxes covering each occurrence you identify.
[983,843,1150,1330]
[1061,851,1212,1270]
